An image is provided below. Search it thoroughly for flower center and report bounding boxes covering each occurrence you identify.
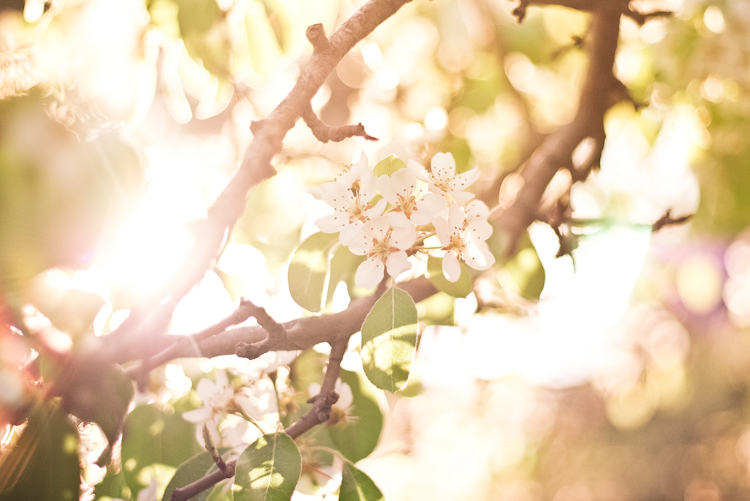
[396,194,417,216]
[368,234,398,263]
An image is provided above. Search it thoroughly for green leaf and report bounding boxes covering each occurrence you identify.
[163,449,232,501]
[501,244,545,301]
[0,403,80,501]
[340,462,384,501]
[288,232,338,312]
[234,432,301,501]
[426,256,472,298]
[121,404,201,498]
[372,155,407,177]
[328,370,383,463]
[326,245,365,307]
[360,286,418,392]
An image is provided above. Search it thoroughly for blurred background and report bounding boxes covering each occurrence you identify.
[1,0,750,499]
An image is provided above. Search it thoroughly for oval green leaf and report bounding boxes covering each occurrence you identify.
[0,404,80,501]
[360,286,418,392]
[288,232,338,312]
[340,461,384,501]
[326,245,365,307]
[373,155,407,178]
[426,256,472,298]
[234,432,301,501]
[162,449,232,501]
[502,245,545,301]
[121,404,201,498]
[327,370,383,463]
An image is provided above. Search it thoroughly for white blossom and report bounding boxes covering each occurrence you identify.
[377,167,446,227]
[311,156,386,244]
[347,217,416,289]
[434,203,495,282]
[409,152,480,204]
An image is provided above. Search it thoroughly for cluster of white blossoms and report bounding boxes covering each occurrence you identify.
[310,152,495,288]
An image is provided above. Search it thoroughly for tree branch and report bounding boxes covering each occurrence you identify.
[302,103,378,143]
[493,0,623,254]
[98,0,413,363]
[169,391,340,501]
[50,0,413,395]
[123,277,437,366]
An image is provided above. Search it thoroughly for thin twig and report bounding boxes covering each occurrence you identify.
[320,340,348,396]
[302,103,378,143]
[125,298,258,378]
[234,301,287,360]
[169,391,340,501]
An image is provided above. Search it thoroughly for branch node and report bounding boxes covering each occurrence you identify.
[306,23,331,52]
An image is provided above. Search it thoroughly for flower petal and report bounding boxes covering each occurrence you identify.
[448,203,465,232]
[307,185,325,199]
[465,200,489,220]
[183,407,212,423]
[385,251,411,277]
[411,193,446,224]
[388,211,411,227]
[431,152,456,183]
[464,241,495,270]
[377,175,399,204]
[316,213,347,234]
[196,378,217,402]
[355,258,385,289]
[448,167,480,191]
[407,159,429,182]
[389,224,417,250]
[467,220,493,241]
[450,191,475,202]
[433,216,450,246]
[339,223,361,245]
[391,167,418,198]
[442,251,461,282]
[335,380,354,409]
[365,197,388,218]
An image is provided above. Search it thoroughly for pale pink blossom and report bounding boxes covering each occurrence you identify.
[409,152,480,204]
[434,203,495,282]
[377,167,446,227]
[347,217,416,289]
[311,156,386,244]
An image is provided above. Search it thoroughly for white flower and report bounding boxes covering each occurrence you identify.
[183,370,236,425]
[434,203,495,282]
[409,152,480,204]
[183,370,270,425]
[347,217,416,289]
[311,156,387,244]
[378,167,446,227]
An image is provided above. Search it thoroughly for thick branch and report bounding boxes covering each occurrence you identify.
[127,277,436,366]
[493,0,622,253]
